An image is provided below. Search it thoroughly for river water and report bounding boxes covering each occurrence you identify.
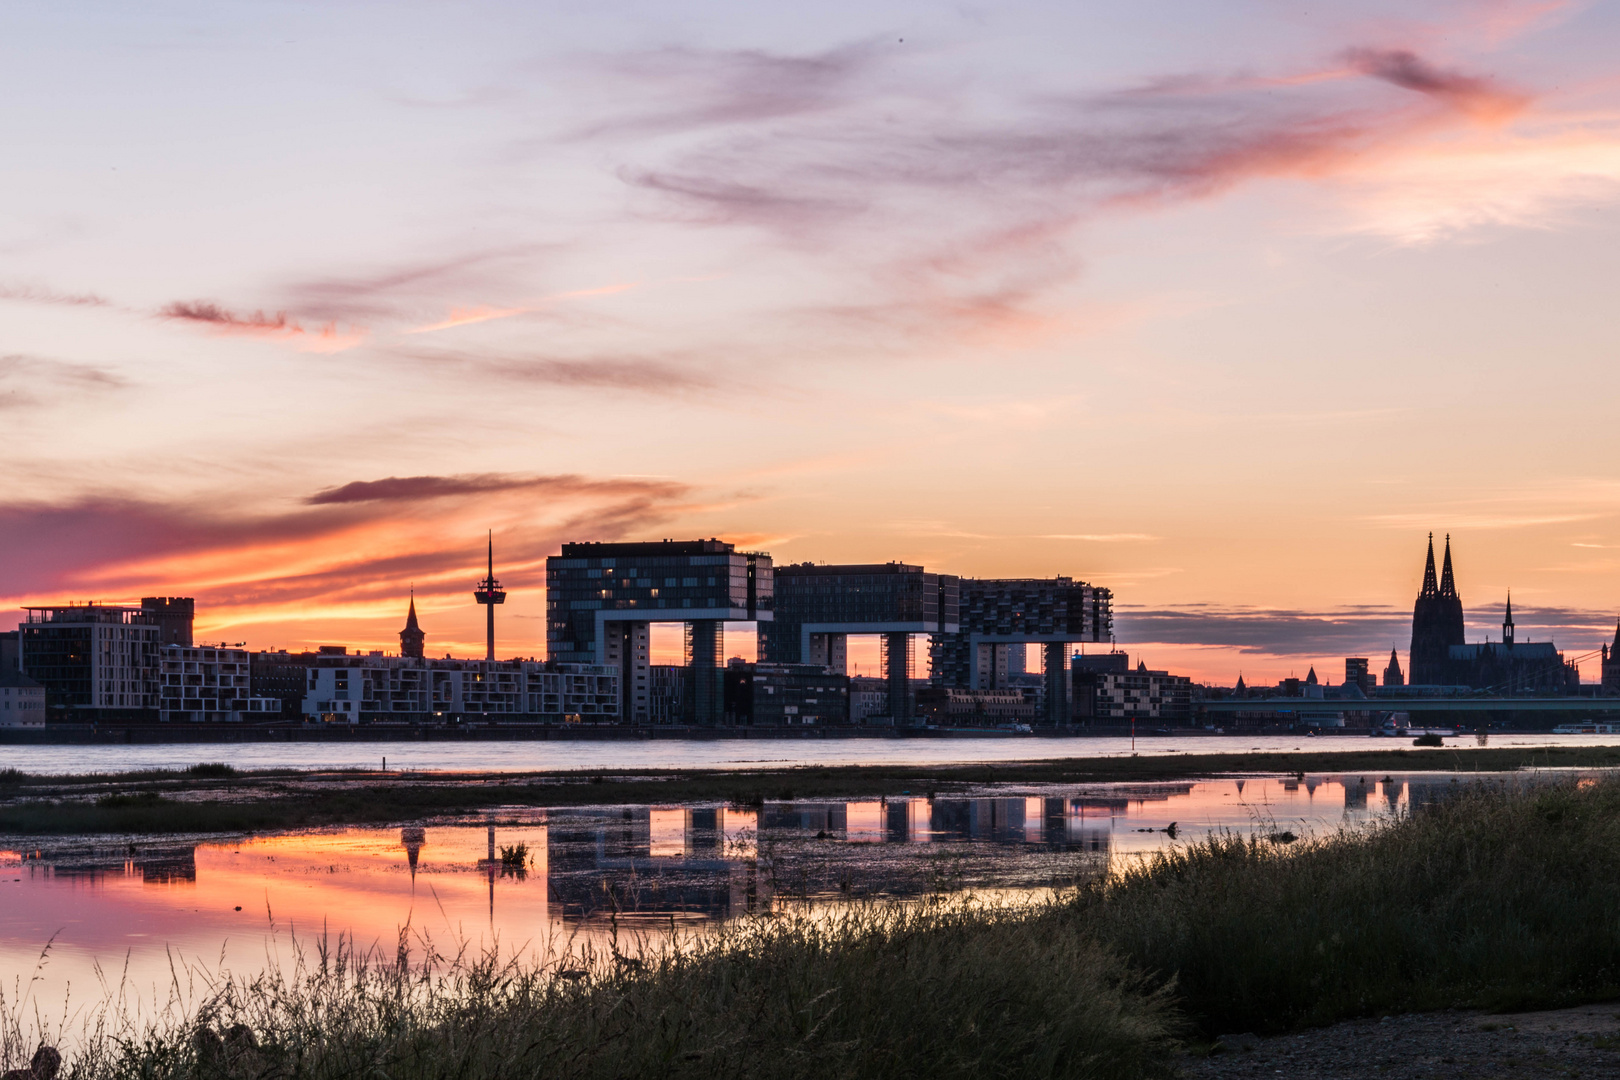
[2,731,1614,775]
[1,768,1591,1040]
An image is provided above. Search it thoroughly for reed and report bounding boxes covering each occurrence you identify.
[9,776,1620,1078]
[29,901,1177,1080]
[1075,775,1620,1033]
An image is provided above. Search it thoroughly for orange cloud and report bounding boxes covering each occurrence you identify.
[407,305,527,333]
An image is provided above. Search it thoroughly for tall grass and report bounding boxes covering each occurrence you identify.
[12,777,1620,1077]
[1076,776,1620,1032]
[16,902,1178,1080]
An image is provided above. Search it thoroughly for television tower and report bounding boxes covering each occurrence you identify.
[473,531,505,661]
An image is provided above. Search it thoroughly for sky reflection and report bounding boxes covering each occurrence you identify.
[0,772,1563,1033]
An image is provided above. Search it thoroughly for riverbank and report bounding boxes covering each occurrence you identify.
[12,775,1618,1080]
[2,745,1618,835]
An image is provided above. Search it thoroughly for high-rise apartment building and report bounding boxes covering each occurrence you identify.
[546,539,772,724]
[19,603,164,720]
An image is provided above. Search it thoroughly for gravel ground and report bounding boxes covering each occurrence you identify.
[1178,1003,1620,1078]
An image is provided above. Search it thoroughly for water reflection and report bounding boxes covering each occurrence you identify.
[0,771,1588,1022]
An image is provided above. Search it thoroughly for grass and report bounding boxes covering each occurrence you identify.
[10,904,1180,1080]
[4,745,1620,836]
[8,774,1620,1079]
[1075,775,1620,1033]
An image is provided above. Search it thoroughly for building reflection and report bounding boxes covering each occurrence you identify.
[539,793,1155,921]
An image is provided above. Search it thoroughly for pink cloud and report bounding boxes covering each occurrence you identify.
[159,300,367,353]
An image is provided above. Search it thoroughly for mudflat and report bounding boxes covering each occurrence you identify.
[1182,1003,1620,1078]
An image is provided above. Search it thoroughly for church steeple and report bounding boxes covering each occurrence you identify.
[1419,533,1439,598]
[1502,591,1515,646]
[1439,534,1459,599]
[400,588,426,659]
[1383,648,1404,687]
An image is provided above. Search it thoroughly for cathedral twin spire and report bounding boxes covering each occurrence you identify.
[1419,532,1460,600]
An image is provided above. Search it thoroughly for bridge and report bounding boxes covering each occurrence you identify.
[1197,696,1620,714]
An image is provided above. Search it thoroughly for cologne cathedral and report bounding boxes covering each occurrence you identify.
[1408,534,1465,685]
[1408,534,1577,691]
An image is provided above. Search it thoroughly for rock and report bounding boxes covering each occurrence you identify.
[1216,1032,1261,1052]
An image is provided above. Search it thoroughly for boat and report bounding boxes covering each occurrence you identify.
[1551,722,1620,735]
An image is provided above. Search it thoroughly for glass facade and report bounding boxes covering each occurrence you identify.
[20,605,162,718]
[546,540,773,664]
[929,578,1114,691]
[762,563,958,664]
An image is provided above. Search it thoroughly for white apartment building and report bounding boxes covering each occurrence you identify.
[158,645,281,722]
[301,657,618,723]
[0,669,45,727]
[20,604,162,714]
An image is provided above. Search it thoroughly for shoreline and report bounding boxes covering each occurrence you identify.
[3,744,1619,836]
[0,722,1536,746]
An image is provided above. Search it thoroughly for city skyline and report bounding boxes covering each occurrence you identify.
[6,1,1620,681]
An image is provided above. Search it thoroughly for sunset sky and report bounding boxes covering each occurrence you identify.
[5,0,1620,682]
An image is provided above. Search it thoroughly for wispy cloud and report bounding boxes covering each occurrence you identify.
[159,300,367,353]
[0,471,699,629]
[405,348,716,393]
[306,473,687,506]
[0,354,128,410]
[0,282,110,308]
[1345,47,1530,121]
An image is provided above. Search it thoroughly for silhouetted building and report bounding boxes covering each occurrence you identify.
[473,533,505,662]
[931,577,1113,726]
[1602,623,1620,695]
[724,662,848,725]
[251,651,318,719]
[1409,534,1465,685]
[1383,649,1404,687]
[1071,655,1191,724]
[140,597,195,647]
[916,687,1035,725]
[1444,593,1578,693]
[1344,657,1374,693]
[764,562,958,725]
[400,594,426,659]
[548,539,773,724]
[648,665,686,723]
[0,630,18,673]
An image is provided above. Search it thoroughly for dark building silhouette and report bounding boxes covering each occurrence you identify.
[763,562,957,725]
[1383,648,1404,687]
[140,597,195,647]
[1446,592,1578,693]
[400,592,425,659]
[546,538,772,724]
[1602,622,1620,695]
[473,533,505,662]
[1409,534,1465,684]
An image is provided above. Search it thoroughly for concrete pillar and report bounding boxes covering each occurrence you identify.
[1044,641,1069,726]
[883,632,914,725]
[829,633,847,675]
[807,632,847,673]
[603,622,651,723]
[686,619,724,726]
[974,643,1009,691]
